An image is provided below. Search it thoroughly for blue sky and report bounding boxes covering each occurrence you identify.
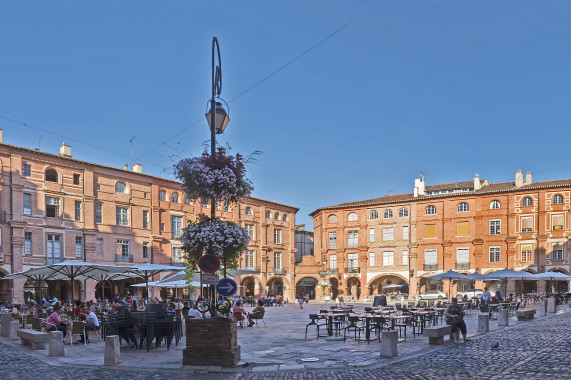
[1,1,571,228]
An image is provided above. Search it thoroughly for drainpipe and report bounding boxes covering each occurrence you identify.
[9,155,14,302]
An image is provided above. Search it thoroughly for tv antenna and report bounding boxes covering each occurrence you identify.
[129,136,136,165]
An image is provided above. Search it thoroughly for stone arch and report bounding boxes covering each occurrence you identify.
[240,275,262,298]
[329,277,339,300]
[549,267,570,275]
[346,276,361,300]
[296,276,319,300]
[367,274,409,296]
[44,167,61,183]
[267,276,285,296]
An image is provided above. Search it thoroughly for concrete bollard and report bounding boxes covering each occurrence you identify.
[9,321,19,340]
[0,313,12,337]
[380,330,398,358]
[498,309,509,327]
[547,297,556,314]
[104,335,121,366]
[538,303,546,316]
[48,331,65,357]
[477,314,489,332]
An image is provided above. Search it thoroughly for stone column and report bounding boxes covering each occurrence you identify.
[477,314,489,332]
[547,297,556,313]
[48,331,65,357]
[104,335,121,366]
[380,330,398,358]
[1,313,11,336]
[498,309,509,327]
[9,321,19,340]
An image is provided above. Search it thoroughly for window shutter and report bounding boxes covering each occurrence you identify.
[425,224,436,238]
[552,215,564,230]
[456,248,469,264]
[457,222,469,236]
[522,217,533,231]
[424,249,437,265]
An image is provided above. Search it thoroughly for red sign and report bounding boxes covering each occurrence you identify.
[198,255,221,273]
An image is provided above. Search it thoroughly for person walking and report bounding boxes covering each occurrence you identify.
[298,297,304,309]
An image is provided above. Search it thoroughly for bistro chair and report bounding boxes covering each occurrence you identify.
[251,310,266,328]
[343,315,365,342]
[369,316,390,342]
[305,314,327,339]
[69,321,87,346]
[233,311,244,329]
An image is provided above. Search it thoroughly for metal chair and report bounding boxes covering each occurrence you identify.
[305,314,327,339]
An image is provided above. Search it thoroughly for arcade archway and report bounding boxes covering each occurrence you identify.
[368,274,409,296]
[241,276,257,297]
[267,277,284,296]
[296,277,317,299]
[329,277,339,300]
[346,277,361,300]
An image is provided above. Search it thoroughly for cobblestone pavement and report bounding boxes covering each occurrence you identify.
[240,309,571,380]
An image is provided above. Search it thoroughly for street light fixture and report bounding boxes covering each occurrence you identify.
[206,101,230,134]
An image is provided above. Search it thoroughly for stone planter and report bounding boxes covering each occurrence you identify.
[183,317,240,367]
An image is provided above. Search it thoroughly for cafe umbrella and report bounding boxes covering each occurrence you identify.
[421,270,469,300]
[482,269,536,297]
[123,263,184,301]
[532,271,571,294]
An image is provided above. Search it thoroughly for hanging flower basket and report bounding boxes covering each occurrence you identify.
[174,148,253,204]
[181,214,250,272]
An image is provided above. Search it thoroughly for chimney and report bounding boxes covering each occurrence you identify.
[132,164,142,173]
[524,171,532,186]
[515,170,524,188]
[414,172,426,197]
[59,142,71,157]
[473,174,481,191]
[0,129,3,143]
[123,164,128,170]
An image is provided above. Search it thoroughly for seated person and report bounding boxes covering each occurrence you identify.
[36,304,47,318]
[81,306,99,344]
[46,305,67,338]
[167,303,176,316]
[232,301,246,321]
[462,294,469,303]
[28,302,36,315]
[495,291,503,303]
[74,301,86,320]
[187,305,203,318]
[247,300,265,327]
[444,298,469,343]
[182,302,190,312]
[130,300,138,312]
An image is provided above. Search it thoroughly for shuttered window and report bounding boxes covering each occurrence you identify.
[383,227,394,241]
[552,243,563,261]
[425,224,436,239]
[552,214,564,231]
[457,222,469,236]
[521,245,532,262]
[424,249,437,265]
[521,217,533,232]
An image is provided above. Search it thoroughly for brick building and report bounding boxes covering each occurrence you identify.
[0,133,298,303]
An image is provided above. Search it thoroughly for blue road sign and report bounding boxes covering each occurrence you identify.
[216,278,238,297]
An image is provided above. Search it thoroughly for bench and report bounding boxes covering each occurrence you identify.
[516,309,535,320]
[17,329,49,350]
[423,325,452,345]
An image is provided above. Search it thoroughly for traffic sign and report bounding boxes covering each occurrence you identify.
[216,278,238,297]
[198,255,221,273]
[201,272,219,285]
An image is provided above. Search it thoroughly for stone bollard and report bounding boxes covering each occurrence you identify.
[104,335,121,366]
[0,313,12,337]
[498,309,509,327]
[380,330,398,358]
[48,331,65,357]
[477,314,489,332]
[547,297,556,314]
[9,321,19,340]
[538,303,546,316]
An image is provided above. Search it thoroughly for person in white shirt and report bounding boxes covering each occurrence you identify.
[82,306,99,343]
[481,287,492,305]
[187,307,203,318]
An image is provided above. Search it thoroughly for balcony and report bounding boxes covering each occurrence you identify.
[424,264,438,271]
[46,257,62,265]
[456,263,470,270]
[273,268,287,275]
[345,267,360,274]
[327,269,339,276]
[171,260,186,267]
[115,255,133,263]
[245,266,260,272]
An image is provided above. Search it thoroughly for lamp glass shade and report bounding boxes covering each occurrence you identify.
[206,101,230,134]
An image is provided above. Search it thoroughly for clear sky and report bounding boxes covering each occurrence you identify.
[1,1,571,228]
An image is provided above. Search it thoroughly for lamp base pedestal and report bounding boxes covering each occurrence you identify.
[183,317,240,367]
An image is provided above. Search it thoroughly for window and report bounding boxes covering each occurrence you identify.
[490,200,500,209]
[329,254,337,271]
[172,246,183,264]
[456,248,469,269]
[47,234,61,264]
[74,201,81,221]
[75,236,83,258]
[553,194,564,204]
[329,232,337,249]
[552,214,564,231]
[283,214,288,222]
[184,196,191,205]
[142,210,149,229]
[25,232,32,255]
[45,197,60,218]
[143,242,149,259]
[246,250,255,269]
[369,210,378,219]
[245,207,253,215]
[201,201,209,209]
[369,252,376,267]
[489,247,501,263]
[521,217,533,232]
[552,243,563,261]
[347,230,358,248]
[22,164,31,176]
[457,202,469,212]
[172,192,179,203]
[369,228,375,242]
[73,174,80,185]
[424,249,437,269]
[96,184,101,191]
[266,210,271,218]
[522,197,533,207]
[117,240,129,259]
[246,224,255,240]
[490,220,501,235]
[159,190,166,201]
[171,216,183,238]
[274,252,282,270]
[402,226,409,240]
[521,245,532,262]
[274,212,279,220]
[97,239,104,257]
[383,209,393,219]
[328,214,337,223]
[95,203,102,224]
[224,204,231,212]
[160,223,165,231]
[425,205,436,215]
[398,208,408,218]
[383,251,394,266]
[383,227,394,241]
[348,253,358,272]
[115,182,127,193]
[23,193,32,215]
[274,229,282,244]
[457,222,469,236]
[116,207,129,226]
[402,250,408,265]
[348,212,358,221]
[45,169,58,183]
[425,224,436,239]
